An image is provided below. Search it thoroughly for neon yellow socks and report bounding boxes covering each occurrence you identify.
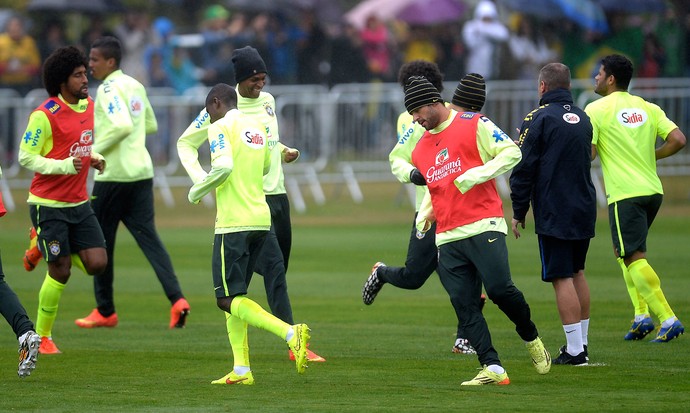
[627,259,675,323]
[618,257,648,317]
[230,296,290,340]
[225,312,250,368]
[36,274,66,337]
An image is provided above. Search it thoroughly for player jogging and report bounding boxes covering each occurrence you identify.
[584,54,686,343]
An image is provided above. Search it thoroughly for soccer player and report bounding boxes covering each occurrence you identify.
[18,46,108,354]
[406,76,551,385]
[182,83,310,385]
[584,54,686,342]
[74,36,190,330]
[510,63,596,365]
[177,46,324,362]
[363,61,486,354]
[0,170,41,376]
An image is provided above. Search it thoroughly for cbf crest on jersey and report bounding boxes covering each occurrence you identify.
[263,102,275,117]
[243,127,265,149]
[48,240,61,256]
[617,108,647,128]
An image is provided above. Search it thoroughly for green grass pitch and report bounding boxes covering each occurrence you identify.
[0,183,688,412]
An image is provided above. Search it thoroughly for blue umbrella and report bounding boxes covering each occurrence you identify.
[499,0,608,33]
[27,0,125,13]
[596,0,666,13]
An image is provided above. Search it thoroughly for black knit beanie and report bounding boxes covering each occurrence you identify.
[404,75,442,114]
[452,73,486,112]
[232,46,268,83]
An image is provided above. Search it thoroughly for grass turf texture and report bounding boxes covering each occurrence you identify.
[0,183,688,412]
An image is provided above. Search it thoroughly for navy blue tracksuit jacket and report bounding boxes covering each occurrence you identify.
[509,88,596,240]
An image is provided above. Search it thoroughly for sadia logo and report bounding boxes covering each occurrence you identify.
[563,113,580,124]
[243,128,265,149]
[130,96,144,116]
[617,109,647,128]
[435,148,449,166]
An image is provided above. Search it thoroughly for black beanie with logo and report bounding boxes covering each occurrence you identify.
[232,46,268,83]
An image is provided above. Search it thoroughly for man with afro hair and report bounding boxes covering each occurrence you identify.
[18,46,108,354]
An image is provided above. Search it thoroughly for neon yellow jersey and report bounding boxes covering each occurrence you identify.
[585,91,678,203]
[93,70,158,182]
[177,89,285,196]
[236,88,284,195]
[189,109,271,233]
[390,111,428,211]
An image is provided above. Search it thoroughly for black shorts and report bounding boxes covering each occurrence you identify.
[30,203,106,263]
[212,230,268,298]
[538,235,590,281]
[608,194,662,258]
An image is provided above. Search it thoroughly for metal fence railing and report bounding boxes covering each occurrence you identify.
[2,78,689,212]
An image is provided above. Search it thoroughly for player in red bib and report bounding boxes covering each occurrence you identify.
[405,76,551,385]
[17,46,107,355]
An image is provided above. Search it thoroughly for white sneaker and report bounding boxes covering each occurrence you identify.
[18,331,41,378]
[452,338,477,354]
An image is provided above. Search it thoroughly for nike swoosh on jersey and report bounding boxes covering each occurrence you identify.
[488,238,497,243]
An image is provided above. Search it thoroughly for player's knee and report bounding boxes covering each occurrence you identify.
[216,297,232,313]
[85,257,108,276]
[86,262,107,276]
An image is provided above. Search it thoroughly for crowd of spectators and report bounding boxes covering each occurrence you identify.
[1,1,690,97]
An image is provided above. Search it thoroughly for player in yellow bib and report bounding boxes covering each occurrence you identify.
[584,54,687,343]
